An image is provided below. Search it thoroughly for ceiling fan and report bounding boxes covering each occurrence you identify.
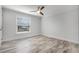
[30,6,45,15]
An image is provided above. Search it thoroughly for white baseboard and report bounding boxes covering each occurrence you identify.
[2,34,41,42]
[2,34,79,44]
[42,34,79,44]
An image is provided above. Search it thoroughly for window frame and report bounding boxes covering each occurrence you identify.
[16,16,31,34]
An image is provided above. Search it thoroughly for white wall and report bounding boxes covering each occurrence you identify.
[2,6,79,44]
[2,8,41,41]
[0,6,2,29]
[0,5,2,46]
[42,6,79,43]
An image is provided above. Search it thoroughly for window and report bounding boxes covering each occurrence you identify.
[16,16,31,33]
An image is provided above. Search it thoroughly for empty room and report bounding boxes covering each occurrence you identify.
[0,5,79,53]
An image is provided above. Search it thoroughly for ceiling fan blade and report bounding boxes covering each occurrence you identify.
[40,12,44,15]
[40,6,44,10]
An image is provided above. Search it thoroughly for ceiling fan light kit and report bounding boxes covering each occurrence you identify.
[30,6,45,15]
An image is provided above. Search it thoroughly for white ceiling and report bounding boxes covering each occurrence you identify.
[2,5,45,17]
[2,5,78,17]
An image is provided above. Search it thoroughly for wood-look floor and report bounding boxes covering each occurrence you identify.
[0,35,79,53]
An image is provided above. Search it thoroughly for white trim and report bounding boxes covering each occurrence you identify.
[42,34,79,44]
[2,34,41,42]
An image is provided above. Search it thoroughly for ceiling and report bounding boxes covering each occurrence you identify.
[2,5,45,17]
[2,5,78,17]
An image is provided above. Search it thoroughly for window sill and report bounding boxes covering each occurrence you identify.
[16,31,31,34]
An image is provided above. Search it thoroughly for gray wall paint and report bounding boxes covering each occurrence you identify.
[2,6,79,44]
[42,6,79,43]
[0,6,2,29]
[2,8,41,41]
[0,6,2,46]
